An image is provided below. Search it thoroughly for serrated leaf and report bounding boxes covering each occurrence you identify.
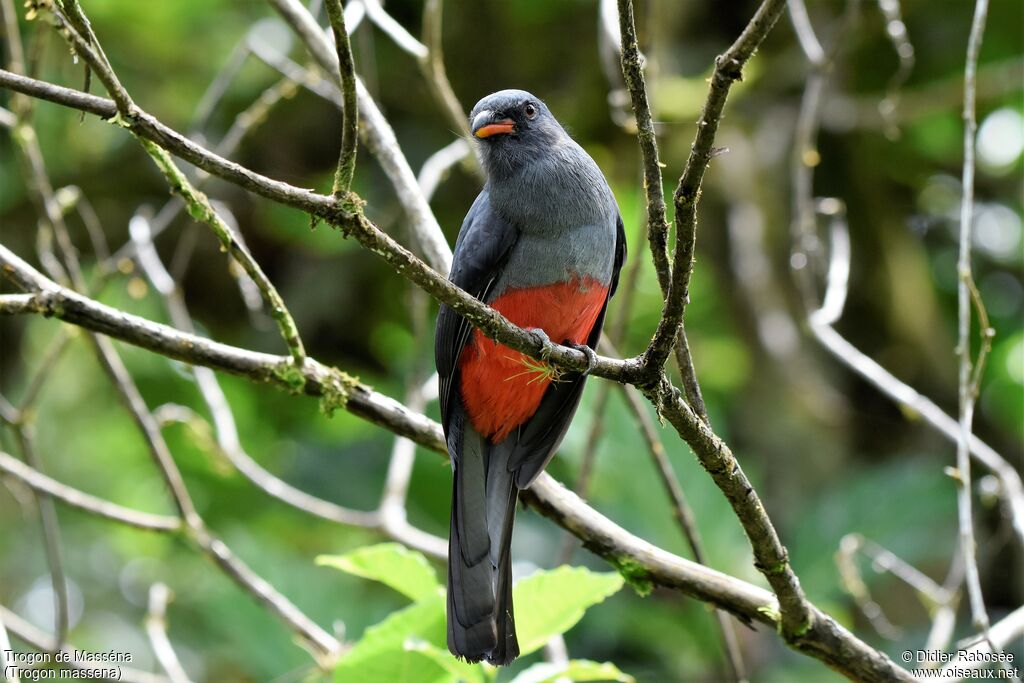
[404,639,487,683]
[512,566,624,656]
[333,594,451,683]
[509,660,634,683]
[318,543,440,602]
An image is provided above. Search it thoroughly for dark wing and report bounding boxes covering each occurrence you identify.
[507,213,627,488]
[435,190,520,447]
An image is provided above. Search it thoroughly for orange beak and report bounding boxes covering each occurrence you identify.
[474,119,516,138]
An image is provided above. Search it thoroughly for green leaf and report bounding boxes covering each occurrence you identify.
[317,543,440,602]
[333,594,451,683]
[509,660,634,683]
[404,639,488,683]
[512,566,624,656]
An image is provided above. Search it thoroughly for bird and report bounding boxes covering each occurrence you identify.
[435,89,626,665]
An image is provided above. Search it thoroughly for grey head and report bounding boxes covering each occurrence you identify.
[469,89,567,180]
[468,89,616,231]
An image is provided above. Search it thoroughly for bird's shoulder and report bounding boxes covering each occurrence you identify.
[449,190,520,291]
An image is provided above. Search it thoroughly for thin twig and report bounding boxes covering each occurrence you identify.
[266,0,454,275]
[419,0,469,138]
[645,0,788,383]
[416,138,470,200]
[190,40,250,134]
[139,141,307,366]
[17,329,72,413]
[788,0,826,67]
[324,0,358,194]
[810,321,1024,547]
[144,584,192,683]
[361,0,426,58]
[932,605,1024,682]
[616,0,709,420]
[355,78,453,273]
[923,552,964,655]
[787,0,1024,549]
[11,430,69,649]
[0,450,182,531]
[875,0,915,137]
[616,0,671,296]
[0,596,20,683]
[955,0,992,637]
[0,605,168,683]
[836,534,956,641]
[47,3,134,116]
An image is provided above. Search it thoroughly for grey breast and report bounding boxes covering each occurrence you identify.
[486,139,618,299]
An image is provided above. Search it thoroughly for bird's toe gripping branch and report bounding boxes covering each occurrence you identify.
[525,329,598,376]
[527,327,554,361]
[566,341,599,377]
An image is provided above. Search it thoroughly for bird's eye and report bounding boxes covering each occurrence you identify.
[524,103,537,119]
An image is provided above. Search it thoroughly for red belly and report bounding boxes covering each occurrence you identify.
[459,276,608,443]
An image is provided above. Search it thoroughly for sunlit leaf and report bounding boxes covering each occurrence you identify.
[404,639,488,683]
[513,566,624,657]
[333,594,450,683]
[509,659,634,683]
[317,543,441,602]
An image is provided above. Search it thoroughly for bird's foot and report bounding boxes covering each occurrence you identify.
[526,328,553,361]
[566,341,598,376]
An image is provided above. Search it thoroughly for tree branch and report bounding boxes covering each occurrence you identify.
[139,140,307,365]
[144,584,192,683]
[955,0,993,638]
[652,379,813,638]
[0,450,182,532]
[646,0,787,379]
[0,605,168,683]
[419,0,470,139]
[324,0,358,194]
[0,69,623,380]
[0,243,919,680]
[616,0,709,421]
[615,0,670,296]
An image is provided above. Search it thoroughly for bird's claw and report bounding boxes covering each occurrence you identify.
[527,328,553,361]
[567,341,598,376]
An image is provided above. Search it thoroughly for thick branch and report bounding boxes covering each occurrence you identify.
[652,378,813,638]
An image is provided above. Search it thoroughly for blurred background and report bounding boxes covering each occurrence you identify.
[1,0,1021,681]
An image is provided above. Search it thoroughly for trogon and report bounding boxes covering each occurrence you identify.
[435,90,626,665]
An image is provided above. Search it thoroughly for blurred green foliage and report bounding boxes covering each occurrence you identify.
[318,545,627,683]
[1,1,1022,682]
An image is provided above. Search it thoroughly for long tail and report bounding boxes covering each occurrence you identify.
[447,429,520,665]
